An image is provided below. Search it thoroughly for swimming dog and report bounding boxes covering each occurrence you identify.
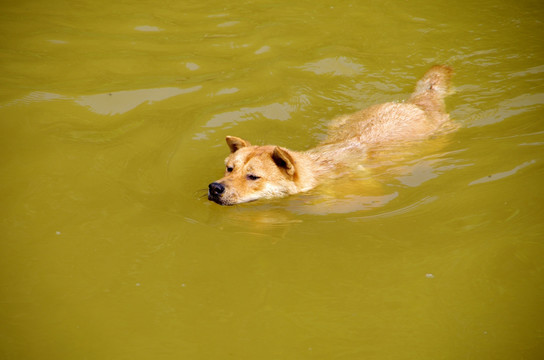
[208,65,455,205]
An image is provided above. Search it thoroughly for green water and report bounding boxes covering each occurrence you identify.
[1,0,543,359]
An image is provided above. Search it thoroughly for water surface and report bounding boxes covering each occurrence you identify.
[1,0,543,359]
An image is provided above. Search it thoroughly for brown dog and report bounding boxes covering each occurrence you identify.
[208,65,455,205]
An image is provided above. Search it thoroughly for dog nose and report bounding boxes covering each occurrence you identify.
[208,182,225,196]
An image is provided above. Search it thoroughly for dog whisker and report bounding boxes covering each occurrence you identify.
[194,188,209,200]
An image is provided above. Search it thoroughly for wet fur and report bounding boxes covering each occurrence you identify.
[208,65,456,205]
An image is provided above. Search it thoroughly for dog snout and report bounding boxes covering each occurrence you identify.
[208,182,225,196]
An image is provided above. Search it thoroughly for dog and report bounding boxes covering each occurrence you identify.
[208,65,455,206]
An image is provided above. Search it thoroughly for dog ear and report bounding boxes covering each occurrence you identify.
[272,147,296,176]
[226,136,250,153]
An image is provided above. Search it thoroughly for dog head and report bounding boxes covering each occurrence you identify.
[208,136,301,205]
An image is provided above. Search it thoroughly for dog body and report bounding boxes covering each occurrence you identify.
[208,65,455,205]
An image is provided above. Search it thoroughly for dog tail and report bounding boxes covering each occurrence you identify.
[411,65,453,99]
[408,65,453,115]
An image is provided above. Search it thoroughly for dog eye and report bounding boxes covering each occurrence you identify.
[247,174,260,181]
[226,166,233,172]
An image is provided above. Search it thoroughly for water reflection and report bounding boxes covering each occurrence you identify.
[298,57,366,76]
[76,86,202,115]
[2,86,202,115]
[469,159,537,185]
